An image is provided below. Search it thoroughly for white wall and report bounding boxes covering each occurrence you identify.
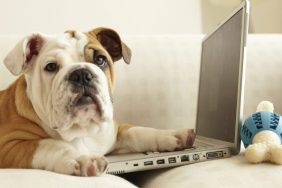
[0,0,281,35]
[0,0,202,35]
[249,0,282,33]
[201,0,282,34]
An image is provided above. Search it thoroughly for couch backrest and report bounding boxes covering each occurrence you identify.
[114,35,202,129]
[115,35,282,129]
[1,34,282,130]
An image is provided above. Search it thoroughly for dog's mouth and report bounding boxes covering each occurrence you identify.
[70,87,102,115]
[75,94,96,106]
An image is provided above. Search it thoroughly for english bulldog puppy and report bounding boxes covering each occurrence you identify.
[0,27,195,176]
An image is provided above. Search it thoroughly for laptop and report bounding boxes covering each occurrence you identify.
[106,0,250,175]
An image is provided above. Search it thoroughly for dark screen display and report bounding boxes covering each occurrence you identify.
[196,9,243,142]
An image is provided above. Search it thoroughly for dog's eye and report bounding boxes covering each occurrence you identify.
[94,54,107,68]
[44,62,59,72]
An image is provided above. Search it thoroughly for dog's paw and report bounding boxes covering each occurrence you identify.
[175,129,196,149]
[157,129,195,152]
[57,155,108,176]
[75,155,108,176]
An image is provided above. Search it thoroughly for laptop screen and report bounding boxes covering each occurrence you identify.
[196,8,244,143]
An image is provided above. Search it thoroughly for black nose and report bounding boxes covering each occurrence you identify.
[68,68,94,86]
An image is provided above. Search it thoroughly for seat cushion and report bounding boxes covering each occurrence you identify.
[137,151,282,188]
[0,169,137,188]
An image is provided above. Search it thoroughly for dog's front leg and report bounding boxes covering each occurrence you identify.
[113,125,195,154]
[31,139,108,176]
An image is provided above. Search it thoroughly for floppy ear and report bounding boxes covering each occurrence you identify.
[88,27,131,64]
[4,34,44,75]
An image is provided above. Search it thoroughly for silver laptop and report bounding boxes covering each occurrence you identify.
[106,0,250,175]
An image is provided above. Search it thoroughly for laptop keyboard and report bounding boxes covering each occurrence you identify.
[144,138,214,155]
[193,139,214,149]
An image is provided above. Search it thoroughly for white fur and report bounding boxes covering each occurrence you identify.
[114,127,193,154]
[28,33,115,174]
[32,139,80,175]
[32,139,108,176]
[4,34,39,75]
[18,33,114,139]
[5,32,115,175]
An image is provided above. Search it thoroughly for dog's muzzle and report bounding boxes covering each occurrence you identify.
[68,68,101,110]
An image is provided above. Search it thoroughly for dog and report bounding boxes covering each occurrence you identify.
[0,27,195,176]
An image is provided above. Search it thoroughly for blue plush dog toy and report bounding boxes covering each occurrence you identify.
[240,101,282,164]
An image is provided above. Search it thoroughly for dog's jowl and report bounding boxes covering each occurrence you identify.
[0,27,195,176]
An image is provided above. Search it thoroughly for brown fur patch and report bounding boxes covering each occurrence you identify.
[0,76,49,168]
[84,32,115,91]
[116,124,132,140]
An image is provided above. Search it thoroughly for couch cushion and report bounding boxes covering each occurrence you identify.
[137,151,282,188]
[0,169,137,188]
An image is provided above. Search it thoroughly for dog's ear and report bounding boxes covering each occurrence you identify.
[4,34,44,75]
[88,27,131,64]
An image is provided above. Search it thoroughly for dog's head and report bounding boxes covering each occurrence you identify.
[4,28,131,139]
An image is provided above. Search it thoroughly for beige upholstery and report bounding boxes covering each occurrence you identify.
[114,34,282,129]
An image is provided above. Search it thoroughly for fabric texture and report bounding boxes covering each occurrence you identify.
[137,148,282,188]
[0,169,137,188]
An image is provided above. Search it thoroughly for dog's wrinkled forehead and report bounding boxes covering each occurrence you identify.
[64,31,89,57]
[42,32,89,60]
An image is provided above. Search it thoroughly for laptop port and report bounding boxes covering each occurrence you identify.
[168,157,176,163]
[133,163,138,166]
[206,151,223,159]
[144,161,153,166]
[157,159,165,164]
[181,155,189,162]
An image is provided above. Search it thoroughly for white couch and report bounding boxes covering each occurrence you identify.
[0,34,282,187]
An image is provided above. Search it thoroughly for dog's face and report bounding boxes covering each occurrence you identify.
[4,28,131,136]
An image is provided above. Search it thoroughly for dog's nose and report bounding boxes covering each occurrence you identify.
[68,68,94,86]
